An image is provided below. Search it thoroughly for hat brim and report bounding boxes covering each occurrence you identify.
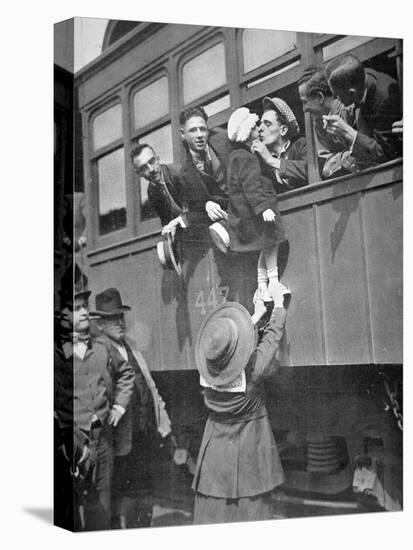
[89,305,131,317]
[157,234,183,277]
[195,302,255,387]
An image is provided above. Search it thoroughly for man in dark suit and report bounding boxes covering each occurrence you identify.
[178,106,232,223]
[131,143,184,236]
[325,54,402,165]
[54,266,135,531]
[93,287,172,528]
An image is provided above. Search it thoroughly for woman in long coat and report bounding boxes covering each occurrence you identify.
[192,283,288,524]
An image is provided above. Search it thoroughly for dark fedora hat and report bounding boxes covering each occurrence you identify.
[91,288,131,317]
[195,302,255,387]
[156,233,182,277]
[59,264,91,306]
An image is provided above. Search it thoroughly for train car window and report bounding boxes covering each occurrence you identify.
[132,76,169,130]
[322,35,375,61]
[97,147,127,234]
[203,94,231,117]
[242,29,297,73]
[137,124,173,221]
[92,103,123,151]
[183,42,226,105]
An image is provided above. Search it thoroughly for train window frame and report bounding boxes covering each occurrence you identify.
[128,67,173,236]
[88,96,132,249]
[239,28,299,76]
[236,30,310,105]
[78,26,403,254]
[177,32,230,114]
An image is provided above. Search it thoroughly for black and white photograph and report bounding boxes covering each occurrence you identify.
[3,2,410,548]
[53,14,404,533]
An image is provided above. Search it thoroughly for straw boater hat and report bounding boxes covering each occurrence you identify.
[195,302,255,387]
[92,287,131,317]
[156,233,183,277]
[262,96,300,136]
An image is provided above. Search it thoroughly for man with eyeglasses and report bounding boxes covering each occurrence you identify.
[131,143,185,237]
[93,287,172,528]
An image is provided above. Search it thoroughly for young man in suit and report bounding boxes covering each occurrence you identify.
[131,143,184,237]
[54,266,135,531]
[93,287,172,528]
[179,106,232,223]
[325,54,402,165]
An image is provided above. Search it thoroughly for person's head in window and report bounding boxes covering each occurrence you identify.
[131,143,162,185]
[299,65,337,118]
[325,54,366,107]
[259,97,300,154]
[180,106,209,153]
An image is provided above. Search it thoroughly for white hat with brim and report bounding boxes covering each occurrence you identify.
[156,234,183,277]
[195,302,255,387]
[209,222,230,253]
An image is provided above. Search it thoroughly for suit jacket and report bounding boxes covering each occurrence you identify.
[54,338,135,445]
[226,145,284,252]
[192,307,286,499]
[147,164,183,226]
[95,334,171,456]
[351,68,401,164]
[180,127,233,223]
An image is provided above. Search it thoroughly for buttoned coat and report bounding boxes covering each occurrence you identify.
[192,307,286,500]
[54,339,135,442]
[226,145,285,252]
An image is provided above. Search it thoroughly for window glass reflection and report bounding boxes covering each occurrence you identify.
[97,148,127,234]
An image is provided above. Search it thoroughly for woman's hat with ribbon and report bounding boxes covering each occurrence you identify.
[195,302,255,387]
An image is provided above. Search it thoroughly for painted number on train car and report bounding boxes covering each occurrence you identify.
[195,285,229,315]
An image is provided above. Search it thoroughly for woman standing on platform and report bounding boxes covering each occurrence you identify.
[192,281,289,525]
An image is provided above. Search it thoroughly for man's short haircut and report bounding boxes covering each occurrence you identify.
[130,142,156,163]
[298,65,333,98]
[325,54,366,92]
[179,106,208,126]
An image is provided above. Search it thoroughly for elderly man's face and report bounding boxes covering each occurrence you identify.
[181,115,209,153]
[61,296,89,332]
[99,314,126,343]
[259,110,287,149]
[132,147,162,184]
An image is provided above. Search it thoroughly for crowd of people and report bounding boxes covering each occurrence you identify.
[54,54,402,531]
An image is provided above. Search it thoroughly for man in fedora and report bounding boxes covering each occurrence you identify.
[54,266,135,531]
[251,97,308,192]
[192,281,289,525]
[93,287,172,528]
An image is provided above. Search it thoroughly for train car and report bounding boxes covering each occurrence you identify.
[66,22,402,522]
